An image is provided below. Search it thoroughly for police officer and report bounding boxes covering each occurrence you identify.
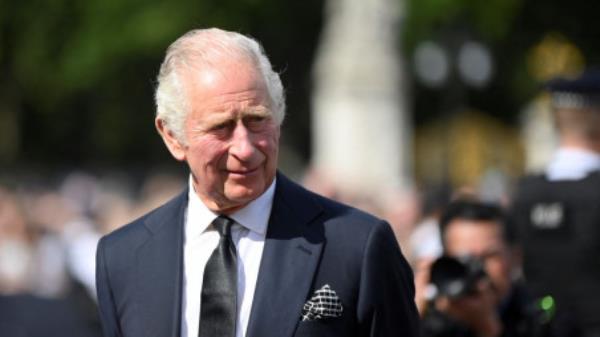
[511,69,600,337]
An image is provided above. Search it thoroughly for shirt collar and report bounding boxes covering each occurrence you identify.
[546,147,600,181]
[186,176,276,240]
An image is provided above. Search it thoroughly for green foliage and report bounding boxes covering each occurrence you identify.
[8,0,206,107]
[403,0,522,50]
[1,0,323,166]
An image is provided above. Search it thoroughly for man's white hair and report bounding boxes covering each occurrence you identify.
[155,28,285,142]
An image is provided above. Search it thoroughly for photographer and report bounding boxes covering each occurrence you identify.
[420,200,556,337]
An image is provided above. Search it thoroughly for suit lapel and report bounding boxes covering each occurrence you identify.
[136,191,187,337]
[246,174,324,337]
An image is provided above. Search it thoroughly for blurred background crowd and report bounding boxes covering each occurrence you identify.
[2,0,600,335]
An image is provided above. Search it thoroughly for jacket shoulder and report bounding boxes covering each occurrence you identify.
[278,174,390,247]
[99,189,187,250]
[278,173,384,225]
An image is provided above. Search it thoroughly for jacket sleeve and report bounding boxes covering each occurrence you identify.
[96,237,123,337]
[357,221,420,337]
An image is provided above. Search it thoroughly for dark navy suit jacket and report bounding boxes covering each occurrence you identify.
[96,173,419,337]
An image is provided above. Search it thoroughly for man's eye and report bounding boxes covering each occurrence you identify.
[211,121,233,131]
[245,116,269,130]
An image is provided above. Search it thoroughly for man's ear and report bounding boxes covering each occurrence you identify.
[156,117,186,161]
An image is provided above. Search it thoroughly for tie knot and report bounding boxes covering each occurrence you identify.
[213,216,234,237]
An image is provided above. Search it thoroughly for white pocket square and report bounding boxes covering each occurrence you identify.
[301,284,343,321]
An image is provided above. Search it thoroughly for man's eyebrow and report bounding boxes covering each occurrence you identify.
[203,113,232,126]
[200,107,272,127]
[243,106,271,116]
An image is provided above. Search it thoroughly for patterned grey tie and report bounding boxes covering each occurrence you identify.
[198,216,237,337]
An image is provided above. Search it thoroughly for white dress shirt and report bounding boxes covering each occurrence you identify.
[181,177,275,337]
[545,147,600,181]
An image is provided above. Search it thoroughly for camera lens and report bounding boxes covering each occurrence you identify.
[429,255,487,299]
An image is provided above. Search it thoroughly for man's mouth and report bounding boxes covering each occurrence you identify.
[227,167,259,176]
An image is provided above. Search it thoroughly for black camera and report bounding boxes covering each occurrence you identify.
[427,255,487,300]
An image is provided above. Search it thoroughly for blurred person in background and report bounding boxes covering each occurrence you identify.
[408,183,450,314]
[0,186,35,294]
[0,184,101,337]
[420,199,566,337]
[23,178,98,299]
[511,69,600,337]
[95,28,418,337]
[129,172,186,219]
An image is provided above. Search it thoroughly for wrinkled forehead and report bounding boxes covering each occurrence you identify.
[177,50,264,93]
[179,60,271,118]
[198,58,262,85]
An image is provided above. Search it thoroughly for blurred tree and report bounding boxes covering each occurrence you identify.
[3,0,600,172]
[403,0,600,127]
[1,0,322,168]
[403,0,521,50]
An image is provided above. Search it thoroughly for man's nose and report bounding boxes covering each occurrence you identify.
[229,122,256,160]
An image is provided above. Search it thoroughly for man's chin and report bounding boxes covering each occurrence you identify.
[222,183,264,203]
[226,189,261,202]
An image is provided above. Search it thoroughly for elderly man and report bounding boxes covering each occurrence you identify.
[95,28,418,337]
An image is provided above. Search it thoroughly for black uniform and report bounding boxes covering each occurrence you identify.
[512,172,600,336]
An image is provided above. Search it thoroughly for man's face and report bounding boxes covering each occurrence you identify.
[158,59,280,214]
[444,220,513,303]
